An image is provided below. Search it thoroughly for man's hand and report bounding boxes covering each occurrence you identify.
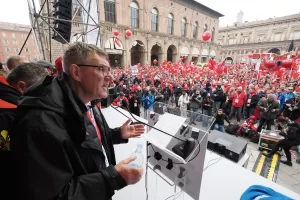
[264,108,268,112]
[271,109,275,112]
[121,119,145,139]
[115,157,144,185]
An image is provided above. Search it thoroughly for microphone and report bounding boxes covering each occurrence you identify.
[110,104,185,142]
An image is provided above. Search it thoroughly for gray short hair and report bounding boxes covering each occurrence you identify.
[268,94,276,100]
[62,42,108,74]
[6,62,47,87]
[5,55,27,70]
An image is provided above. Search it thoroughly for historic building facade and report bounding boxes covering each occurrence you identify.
[218,14,300,63]
[99,0,223,67]
[0,22,38,63]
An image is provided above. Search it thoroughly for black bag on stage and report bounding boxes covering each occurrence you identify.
[225,124,240,135]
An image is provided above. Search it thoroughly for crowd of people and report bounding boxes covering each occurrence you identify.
[0,42,300,199]
[107,57,300,167]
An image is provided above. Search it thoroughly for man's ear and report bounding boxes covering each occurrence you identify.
[69,64,81,82]
[14,81,27,95]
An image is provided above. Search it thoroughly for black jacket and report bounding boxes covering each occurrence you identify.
[283,98,300,119]
[0,80,21,200]
[247,93,260,108]
[214,114,230,125]
[11,74,128,200]
[212,87,224,102]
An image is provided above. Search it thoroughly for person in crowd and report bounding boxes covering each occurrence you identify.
[257,94,280,132]
[213,109,231,132]
[263,122,300,166]
[223,87,235,116]
[0,62,9,76]
[112,92,129,110]
[36,60,57,76]
[142,89,154,118]
[0,63,47,200]
[237,115,257,137]
[212,81,225,115]
[178,90,190,118]
[276,116,288,131]
[275,88,286,111]
[246,86,259,118]
[136,86,144,104]
[154,90,164,103]
[189,89,202,125]
[174,86,182,107]
[10,42,145,200]
[229,87,247,124]
[162,83,172,104]
[5,55,27,71]
[284,86,296,101]
[201,82,212,99]
[202,95,213,127]
[283,92,300,119]
[128,92,140,116]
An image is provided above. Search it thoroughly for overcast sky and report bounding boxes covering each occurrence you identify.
[0,0,299,26]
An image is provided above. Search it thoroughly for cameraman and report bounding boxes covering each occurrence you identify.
[283,92,300,119]
[189,90,202,125]
[263,122,300,167]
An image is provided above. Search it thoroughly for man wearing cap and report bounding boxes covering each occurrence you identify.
[36,60,56,76]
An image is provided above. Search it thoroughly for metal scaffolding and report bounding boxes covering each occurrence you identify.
[21,0,101,62]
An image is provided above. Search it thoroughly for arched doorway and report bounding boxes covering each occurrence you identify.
[268,48,280,55]
[104,37,124,67]
[167,45,177,63]
[151,43,163,65]
[192,47,200,64]
[131,40,145,66]
[180,47,189,64]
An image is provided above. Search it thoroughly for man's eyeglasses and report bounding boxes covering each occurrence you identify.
[76,64,111,76]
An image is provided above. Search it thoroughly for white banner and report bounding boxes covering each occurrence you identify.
[255,60,261,71]
[131,65,139,76]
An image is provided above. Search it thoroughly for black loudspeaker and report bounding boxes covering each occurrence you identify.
[52,0,72,44]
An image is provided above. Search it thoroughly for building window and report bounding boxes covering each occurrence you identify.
[104,0,116,23]
[130,2,139,28]
[181,17,187,37]
[294,31,300,40]
[211,27,215,42]
[167,13,173,35]
[15,48,19,53]
[13,39,17,45]
[25,47,29,53]
[21,34,27,39]
[193,21,198,39]
[203,24,208,33]
[12,33,15,38]
[151,8,158,32]
[2,32,6,37]
[3,39,9,45]
[5,47,10,52]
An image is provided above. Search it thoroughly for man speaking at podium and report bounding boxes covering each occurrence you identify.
[11,42,144,200]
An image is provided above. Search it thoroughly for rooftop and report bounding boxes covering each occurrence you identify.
[191,0,224,17]
[220,13,300,30]
[0,21,31,32]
